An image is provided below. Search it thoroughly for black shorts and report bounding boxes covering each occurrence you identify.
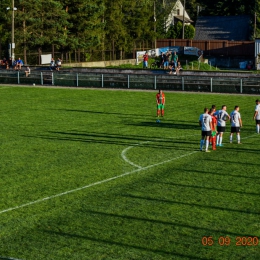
[217,126,226,133]
[256,120,260,125]
[202,130,211,137]
[231,127,240,133]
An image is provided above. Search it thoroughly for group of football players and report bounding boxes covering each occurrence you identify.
[199,99,260,152]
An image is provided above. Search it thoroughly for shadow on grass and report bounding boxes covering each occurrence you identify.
[147,180,260,197]
[41,229,208,260]
[79,209,256,238]
[181,168,260,180]
[122,194,260,216]
[52,108,154,118]
[23,131,199,149]
[126,120,199,130]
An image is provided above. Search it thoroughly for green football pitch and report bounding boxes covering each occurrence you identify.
[0,86,259,260]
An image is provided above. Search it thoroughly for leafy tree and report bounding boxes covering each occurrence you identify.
[13,0,69,63]
[184,24,195,39]
[166,21,194,39]
[60,0,105,61]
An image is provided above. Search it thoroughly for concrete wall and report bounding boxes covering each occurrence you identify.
[70,67,256,78]
[62,59,136,68]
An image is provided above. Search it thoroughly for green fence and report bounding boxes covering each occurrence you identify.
[1,70,260,94]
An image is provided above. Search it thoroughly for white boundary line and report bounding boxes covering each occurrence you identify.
[0,257,24,260]
[241,133,258,140]
[0,133,257,216]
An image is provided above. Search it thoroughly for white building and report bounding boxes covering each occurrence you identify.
[166,0,193,30]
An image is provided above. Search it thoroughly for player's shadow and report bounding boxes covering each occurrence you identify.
[40,229,204,259]
[51,108,154,119]
[122,194,260,216]
[147,180,260,197]
[78,209,253,238]
[181,168,260,180]
[23,131,198,149]
[126,120,199,130]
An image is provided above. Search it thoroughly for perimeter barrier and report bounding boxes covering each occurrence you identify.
[0,70,260,94]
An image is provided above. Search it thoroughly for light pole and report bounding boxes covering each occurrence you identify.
[154,0,156,49]
[182,0,186,39]
[7,0,17,61]
[12,0,15,60]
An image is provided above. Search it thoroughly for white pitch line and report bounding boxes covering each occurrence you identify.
[0,257,24,260]
[241,133,258,140]
[0,133,256,216]
[121,141,150,169]
[0,151,197,216]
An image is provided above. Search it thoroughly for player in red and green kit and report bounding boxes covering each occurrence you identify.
[209,108,217,150]
[156,90,165,117]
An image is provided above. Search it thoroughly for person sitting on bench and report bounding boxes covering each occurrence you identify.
[25,66,30,77]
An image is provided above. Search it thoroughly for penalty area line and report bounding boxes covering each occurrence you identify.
[0,151,197,216]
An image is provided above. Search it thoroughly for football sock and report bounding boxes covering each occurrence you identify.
[237,135,241,143]
[161,109,164,116]
[230,135,232,143]
[219,136,223,145]
[257,125,259,133]
[205,140,209,150]
[216,135,220,145]
[200,140,204,150]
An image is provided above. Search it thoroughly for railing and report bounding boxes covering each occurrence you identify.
[0,70,260,94]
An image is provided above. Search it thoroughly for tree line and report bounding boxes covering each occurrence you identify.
[0,0,258,64]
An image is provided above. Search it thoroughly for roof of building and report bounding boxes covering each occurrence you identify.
[174,15,193,23]
[194,15,251,41]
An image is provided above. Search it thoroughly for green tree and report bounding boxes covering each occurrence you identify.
[61,0,106,61]
[184,24,195,39]
[166,21,183,39]
[14,0,69,63]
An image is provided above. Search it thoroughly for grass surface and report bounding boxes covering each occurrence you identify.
[0,86,259,260]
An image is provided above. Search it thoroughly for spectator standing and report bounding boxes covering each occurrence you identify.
[163,52,170,69]
[172,51,178,68]
[160,52,165,68]
[143,52,148,69]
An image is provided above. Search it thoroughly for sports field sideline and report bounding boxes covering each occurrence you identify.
[0,86,259,260]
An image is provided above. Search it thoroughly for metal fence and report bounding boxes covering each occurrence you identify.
[1,70,260,94]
